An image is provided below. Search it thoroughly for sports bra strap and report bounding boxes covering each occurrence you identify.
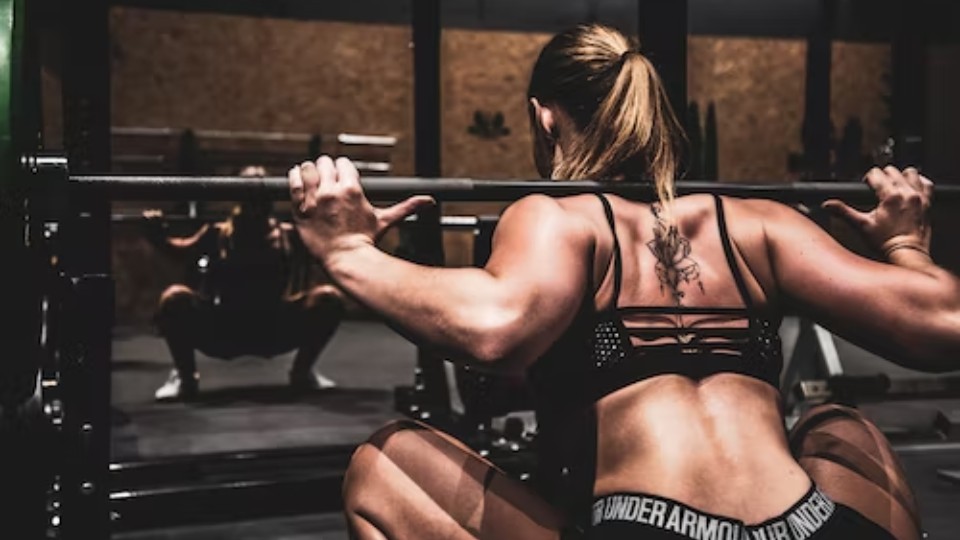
[595,193,622,309]
[713,195,754,310]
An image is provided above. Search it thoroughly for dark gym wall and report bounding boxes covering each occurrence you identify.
[113,0,931,42]
[926,44,960,182]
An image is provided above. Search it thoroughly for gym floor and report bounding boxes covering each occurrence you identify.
[111,320,416,461]
[110,320,960,539]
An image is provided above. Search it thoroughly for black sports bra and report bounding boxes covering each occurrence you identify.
[528,193,783,418]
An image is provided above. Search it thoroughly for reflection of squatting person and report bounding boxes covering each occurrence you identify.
[592,490,836,540]
[144,166,344,402]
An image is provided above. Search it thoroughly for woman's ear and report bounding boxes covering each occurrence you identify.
[529,97,557,141]
[529,97,560,179]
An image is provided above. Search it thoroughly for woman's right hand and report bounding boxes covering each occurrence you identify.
[822,166,933,259]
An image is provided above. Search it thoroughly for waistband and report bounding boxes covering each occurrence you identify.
[591,484,836,540]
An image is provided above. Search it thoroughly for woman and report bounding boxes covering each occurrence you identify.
[289,25,958,540]
[147,165,342,401]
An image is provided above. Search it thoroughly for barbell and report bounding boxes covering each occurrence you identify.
[24,156,960,204]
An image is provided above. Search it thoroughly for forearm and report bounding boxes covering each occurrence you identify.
[149,238,192,260]
[881,252,960,370]
[865,219,960,369]
[770,198,960,372]
[146,223,209,258]
[288,160,588,368]
[326,242,516,362]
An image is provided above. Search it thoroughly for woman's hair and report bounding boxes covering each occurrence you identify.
[528,24,684,208]
[225,165,272,237]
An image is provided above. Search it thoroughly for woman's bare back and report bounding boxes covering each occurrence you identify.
[558,193,810,523]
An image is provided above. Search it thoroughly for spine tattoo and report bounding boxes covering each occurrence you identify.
[647,203,705,305]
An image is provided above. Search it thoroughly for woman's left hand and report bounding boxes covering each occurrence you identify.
[288,156,434,261]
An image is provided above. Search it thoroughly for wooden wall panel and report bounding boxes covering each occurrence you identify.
[440,28,551,180]
[831,42,891,169]
[688,36,806,183]
[110,7,414,175]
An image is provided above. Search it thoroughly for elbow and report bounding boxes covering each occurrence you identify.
[468,334,503,364]
[897,310,960,373]
[468,331,516,366]
[464,306,525,366]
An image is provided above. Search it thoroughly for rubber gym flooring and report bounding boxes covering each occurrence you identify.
[110,320,960,539]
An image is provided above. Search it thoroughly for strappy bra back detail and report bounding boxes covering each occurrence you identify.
[529,193,783,415]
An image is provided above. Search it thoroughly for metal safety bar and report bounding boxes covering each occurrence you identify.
[111,212,498,230]
[111,126,398,147]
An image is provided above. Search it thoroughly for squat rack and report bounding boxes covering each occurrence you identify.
[3,0,958,539]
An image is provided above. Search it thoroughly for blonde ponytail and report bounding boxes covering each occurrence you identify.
[528,24,684,214]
